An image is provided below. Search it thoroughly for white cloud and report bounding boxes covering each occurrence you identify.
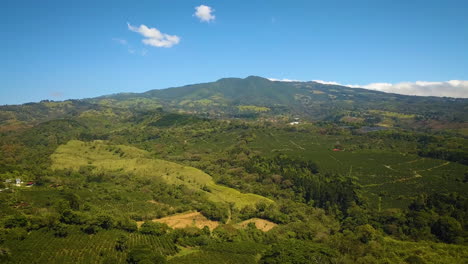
[358,80,468,98]
[269,78,468,98]
[127,23,180,48]
[268,78,303,82]
[313,80,340,85]
[194,5,215,22]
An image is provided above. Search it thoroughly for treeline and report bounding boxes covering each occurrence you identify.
[367,131,468,165]
[245,154,360,213]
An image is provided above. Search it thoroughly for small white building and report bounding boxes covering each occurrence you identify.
[15,178,22,186]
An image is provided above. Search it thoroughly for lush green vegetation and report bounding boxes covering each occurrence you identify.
[1,77,467,263]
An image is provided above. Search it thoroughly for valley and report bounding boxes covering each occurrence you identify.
[0,77,467,263]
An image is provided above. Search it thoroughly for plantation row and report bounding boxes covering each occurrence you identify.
[4,228,177,264]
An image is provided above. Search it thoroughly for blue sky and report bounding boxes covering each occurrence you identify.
[1,0,468,104]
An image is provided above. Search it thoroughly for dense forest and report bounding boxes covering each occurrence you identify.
[0,78,467,263]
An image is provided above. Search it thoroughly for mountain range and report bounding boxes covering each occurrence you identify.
[2,76,467,132]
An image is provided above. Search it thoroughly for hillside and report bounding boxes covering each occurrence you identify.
[2,76,467,133]
[95,76,468,129]
[52,140,271,209]
[0,78,467,264]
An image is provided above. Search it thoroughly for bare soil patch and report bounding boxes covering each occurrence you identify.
[138,211,219,230]
[237,218,277,232]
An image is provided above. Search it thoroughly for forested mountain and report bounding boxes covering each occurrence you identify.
[2,76,467,131]
[95,76,468,128]
[0,77,467,263]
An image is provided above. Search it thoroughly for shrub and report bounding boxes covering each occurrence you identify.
[60,210,84,225]
[0,247,11,261]
[53,223,69,237]
[82,223,99,234]
[96,215,114,230]
[4,215,28,229]
[117,218,138,232]
[115,234,129,252]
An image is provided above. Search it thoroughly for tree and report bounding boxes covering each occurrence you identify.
[4,215,28,229]
[64,192,81,210]
[354,224,377,244]
[140,221,169,236]
[96,215,114,230]
[432,216,463,243]
[118,218,138,232]
[60,210,83,225]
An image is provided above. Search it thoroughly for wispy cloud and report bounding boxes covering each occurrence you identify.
[112,38,127,45]
[127,23,180,48]
[112,37,146,55]
[194,5,215,22]
[49,91,64,98]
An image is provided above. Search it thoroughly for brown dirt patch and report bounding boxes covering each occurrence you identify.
[138,211,219,230]
[237,218,277,232]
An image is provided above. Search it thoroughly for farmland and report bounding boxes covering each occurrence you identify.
[132,124,466,210]
[0,79,467,263]
[3,228,178,264]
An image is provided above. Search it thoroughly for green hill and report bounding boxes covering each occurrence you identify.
[51,140,272,209]
[93,76,468,128]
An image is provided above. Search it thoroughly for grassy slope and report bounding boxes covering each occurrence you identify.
[51,140,271,209]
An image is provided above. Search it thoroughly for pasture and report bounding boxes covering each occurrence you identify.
[51,140,272,209]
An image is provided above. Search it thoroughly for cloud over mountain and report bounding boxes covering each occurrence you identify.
[282,79,468,98]
[357,80,468,98]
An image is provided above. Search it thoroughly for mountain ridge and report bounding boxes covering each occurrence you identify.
[1,76,467,131]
